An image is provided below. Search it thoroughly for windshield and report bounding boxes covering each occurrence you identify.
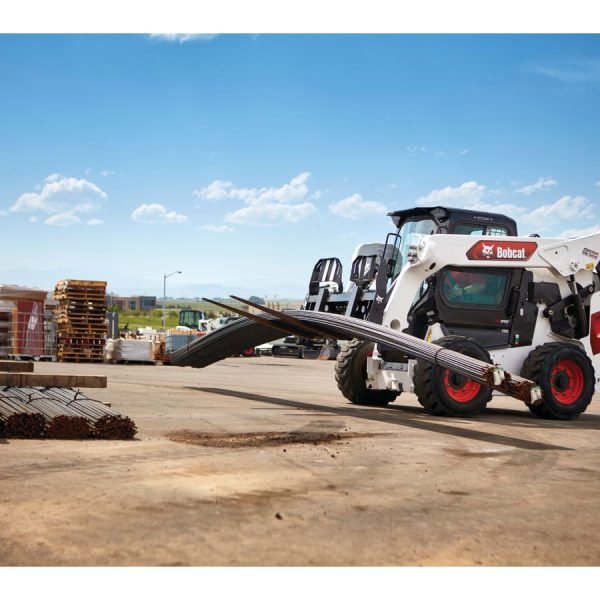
[388,218,436,281]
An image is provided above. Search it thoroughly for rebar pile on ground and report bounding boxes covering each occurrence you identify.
[0,386,137,439]
[171,307,539,404]
[93,415,137,440]
[5,413,47,438]
[46,415,92,439]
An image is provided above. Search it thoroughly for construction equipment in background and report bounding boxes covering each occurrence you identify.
[179,309,206,330]
[271,335,340,359]
[172,205,600,420]
[54,280,107,363]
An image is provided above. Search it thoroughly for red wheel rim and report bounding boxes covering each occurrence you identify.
[443,369,481,403]
[551,359,584,405]
[242,347,254,356]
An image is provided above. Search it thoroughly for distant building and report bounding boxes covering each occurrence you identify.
[106,294,157,312]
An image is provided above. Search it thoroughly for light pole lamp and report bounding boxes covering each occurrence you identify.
[163,270,182,330]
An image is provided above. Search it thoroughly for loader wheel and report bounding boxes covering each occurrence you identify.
[414,335,493,417]
[335,339,399,406]
[520,343,594,420]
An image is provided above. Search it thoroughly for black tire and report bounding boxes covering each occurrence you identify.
[413,335,493,417]
[335,339,399,406]
[520,343,594,420]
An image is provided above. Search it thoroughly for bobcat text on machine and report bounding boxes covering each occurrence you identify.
[171,205,600,420]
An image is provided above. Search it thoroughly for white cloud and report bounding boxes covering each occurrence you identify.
[416,181,487,207]
[595,180,600,187]
[559,225,600,239]
[520,195,594,230]
[195,172,312,206]
[194,179,233,201]
[328,194,388,220]
[198,224,235,233]
[9,175,107,226]
[100,170,115,177]
[131,203,187,224]
[46,210,80,226]
[460,148,470,155]
[516,177,557,195]
[406,146,427,156]
[226,202,316,225]
[416,180,596,235]
[86,218,103,226]
[149,34,218,44]
[529,59,600,83]
[10,176,107,215]
[196,172,318,226]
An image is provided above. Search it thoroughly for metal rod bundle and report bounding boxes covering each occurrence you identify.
[171,301,540,404]
[0,386,138,439]
[46,415,92,439]
[4,413,47,438]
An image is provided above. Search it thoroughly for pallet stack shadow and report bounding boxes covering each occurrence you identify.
[54,280,107,363]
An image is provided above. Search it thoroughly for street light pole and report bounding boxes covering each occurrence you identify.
[162,270,182,330]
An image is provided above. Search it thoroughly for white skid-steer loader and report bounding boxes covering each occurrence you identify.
[172,206,600,420]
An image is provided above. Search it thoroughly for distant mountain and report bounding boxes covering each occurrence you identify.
[0,268,307,300]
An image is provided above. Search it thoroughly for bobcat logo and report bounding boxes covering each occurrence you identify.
[481,243,495,259]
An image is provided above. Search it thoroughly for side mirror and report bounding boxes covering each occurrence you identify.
[386,258,396,278]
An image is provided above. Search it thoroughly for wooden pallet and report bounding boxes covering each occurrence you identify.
[56,314,106,327]
[58,355,104,364]
[57,340,106,348]
[54,279,107,290]
[108,359,156,365]
[0,372,107,387]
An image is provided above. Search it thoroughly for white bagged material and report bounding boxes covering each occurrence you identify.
[105,338,154,362]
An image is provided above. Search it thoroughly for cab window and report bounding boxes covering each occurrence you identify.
[455,222,509,236]
[441,268,509,307]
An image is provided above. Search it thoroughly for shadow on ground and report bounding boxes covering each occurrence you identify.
[187,386,578,452]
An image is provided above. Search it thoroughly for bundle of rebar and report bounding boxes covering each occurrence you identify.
[0,386,138,439]
[4,413,47,438]
[93,415,137,440]
[171,302,540,404]
[46,415,92,439]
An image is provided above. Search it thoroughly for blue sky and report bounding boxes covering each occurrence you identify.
[1,34,599,297]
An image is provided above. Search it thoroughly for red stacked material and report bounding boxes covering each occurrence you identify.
[54,280,107,363]
[0,285,48,358]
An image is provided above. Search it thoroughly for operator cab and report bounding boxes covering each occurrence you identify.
[386,206,518,281]
[304,205,518,324]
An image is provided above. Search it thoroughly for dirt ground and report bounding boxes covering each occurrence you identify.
[1,357,599,566]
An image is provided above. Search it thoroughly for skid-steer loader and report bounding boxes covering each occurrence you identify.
[171,205,600,420]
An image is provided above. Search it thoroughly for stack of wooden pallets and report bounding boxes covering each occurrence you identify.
[54,279,107,363]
